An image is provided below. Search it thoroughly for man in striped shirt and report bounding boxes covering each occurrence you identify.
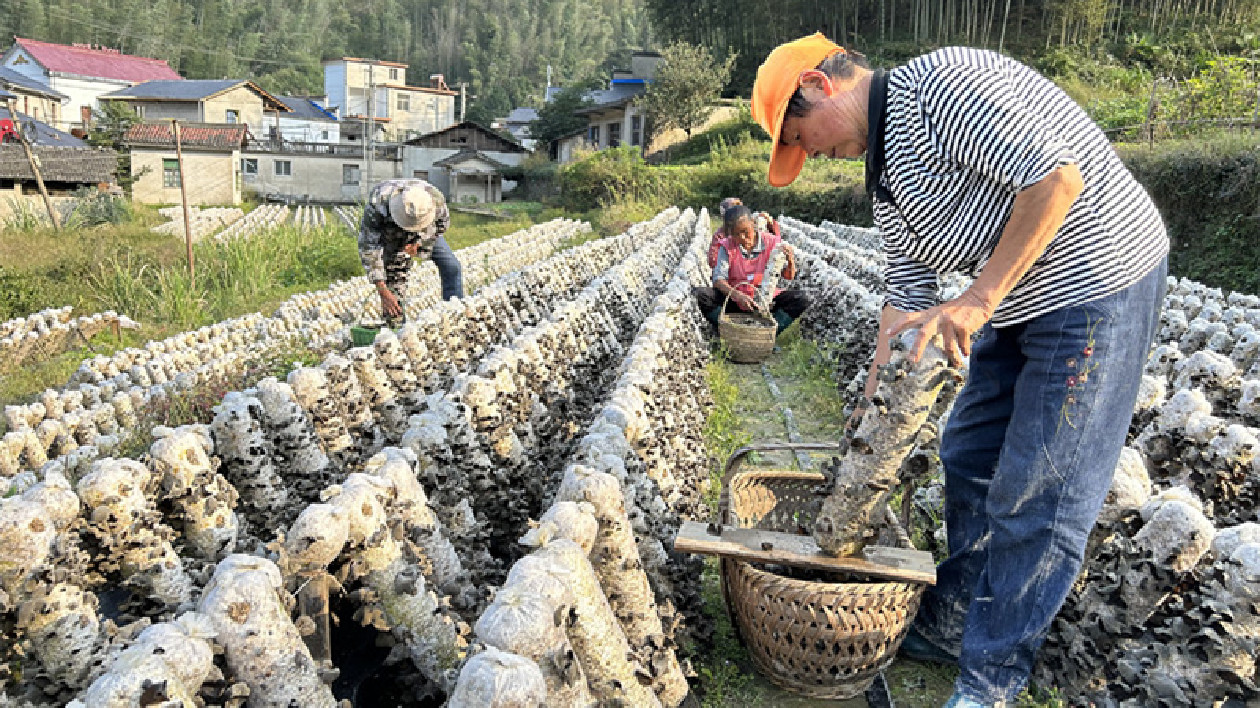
[753,34,1168,706]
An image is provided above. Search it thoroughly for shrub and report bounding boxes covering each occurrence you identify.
[1119,135,1260,292]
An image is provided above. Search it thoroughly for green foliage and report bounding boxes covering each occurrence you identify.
[652,108,768,165]
[0,265,39,321]
[65,189,134,228]
[1,198,49,232]
[637,41,737,140]
[1119,135,1260,293]
[529,81,598,146]
[557,146,667,210]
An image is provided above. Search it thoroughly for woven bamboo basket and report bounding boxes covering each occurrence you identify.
[720,466,927,699]
[718,292,776,363]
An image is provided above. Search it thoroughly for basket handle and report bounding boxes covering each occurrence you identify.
[717,442,843,525]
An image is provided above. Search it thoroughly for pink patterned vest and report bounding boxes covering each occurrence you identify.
[723,230,782,309]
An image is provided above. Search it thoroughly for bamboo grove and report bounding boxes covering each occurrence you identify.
[645,0,1260,91]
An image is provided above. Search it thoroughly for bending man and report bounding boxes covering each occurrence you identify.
[358,178,464,328]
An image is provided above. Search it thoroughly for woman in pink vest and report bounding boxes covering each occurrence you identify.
[694,205,810,334]
[707,197,782,269]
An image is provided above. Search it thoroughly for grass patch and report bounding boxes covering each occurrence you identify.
[702,351,753,512]
[695,557,758,708]
[0,204,575,413]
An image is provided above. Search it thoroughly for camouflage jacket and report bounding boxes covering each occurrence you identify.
[358,178,450,283]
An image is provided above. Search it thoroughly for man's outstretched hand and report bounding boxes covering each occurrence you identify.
[378,285,403,318]
[885,290,994,366]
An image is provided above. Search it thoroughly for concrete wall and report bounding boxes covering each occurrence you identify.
[201,85,266,136]
[131,148,241,206]
[8,90,62,127]
[123,101,200,123]
[49,75,132,133]
[584,104,647,150]
[387,90,455,140]
[447,172,501,204]
[403,146,524,178]
[241,151,401,203]
[0,186,74,221]
[277,117,339,143]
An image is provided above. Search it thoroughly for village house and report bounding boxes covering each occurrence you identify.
[540,50,660,163]
[323,58,458,142]
[0,37,182,133]
[125,122,247,206]
[274,95,340,144]
[240,140,402,204]
[404,121,529,204]
[0,107,116,221]
[494,107,538,150]
[0,66,68,129]
[100,80,290,141]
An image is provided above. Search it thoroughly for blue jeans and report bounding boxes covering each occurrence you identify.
[914,258,1167,703]
[431,236,464,301]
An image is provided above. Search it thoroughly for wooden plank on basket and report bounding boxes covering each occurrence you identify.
[674,521,936,585]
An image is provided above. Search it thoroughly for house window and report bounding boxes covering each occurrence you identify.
[343,164,361,186]
[274,160,292,177]
[321,130,329,140]
[134,105,145,118]
[225,109,239,124]
[163,159,180,188]
[241,158,258,175]
[608,122,621,147]
[631,116,642,147]
[389,68,399,82]
[413,170,428,180]
[397,94,410,111]
[588,125,600,147]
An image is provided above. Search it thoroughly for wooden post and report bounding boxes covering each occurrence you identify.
[7,98,61,230]
[172,120,195,288]
[1145,77,1159,148]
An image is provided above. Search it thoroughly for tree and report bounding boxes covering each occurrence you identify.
[637,42,737,141]
[529,80,598,148]
[87,101,146,195]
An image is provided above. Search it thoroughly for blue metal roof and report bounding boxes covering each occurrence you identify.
[0,107,86,146]
[0,88,14,100]
[504,107,538,124]
[103,79,243,100]
[276,95,338,122]
[0,66,69,101]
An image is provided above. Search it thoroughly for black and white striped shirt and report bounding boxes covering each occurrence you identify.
[875,47,1168,326]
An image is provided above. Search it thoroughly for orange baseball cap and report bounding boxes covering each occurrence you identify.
[751,33,845,187]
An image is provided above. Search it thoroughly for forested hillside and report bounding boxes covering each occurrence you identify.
[3,0,1256,125]
[1,0,652,121]
[647,0,1260,92]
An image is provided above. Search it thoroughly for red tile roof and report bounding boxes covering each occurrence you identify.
[124,122,248,150]
[14,38,182,83]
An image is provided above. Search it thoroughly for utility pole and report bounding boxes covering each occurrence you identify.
[172,120,195,287]
[365,62,375,201]
[7,98,60,230]
[460,82,467,123]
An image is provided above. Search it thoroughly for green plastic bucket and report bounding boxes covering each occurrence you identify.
[350,325,380,347]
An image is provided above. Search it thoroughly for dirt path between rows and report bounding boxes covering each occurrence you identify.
[696,339,957,708]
